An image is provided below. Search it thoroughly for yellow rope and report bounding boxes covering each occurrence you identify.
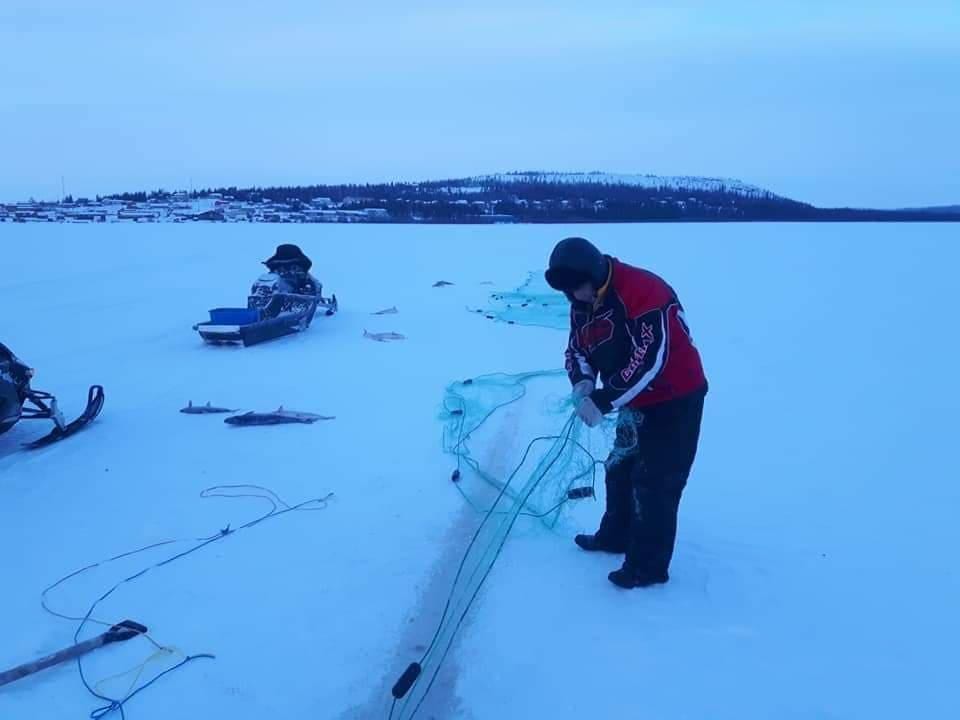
[92,642,185,698]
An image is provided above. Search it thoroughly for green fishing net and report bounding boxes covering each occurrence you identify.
[392,371,639,719]
[441,371,596,526]
[470,273,570,330]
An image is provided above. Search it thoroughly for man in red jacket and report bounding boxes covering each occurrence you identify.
[545,236,707,589]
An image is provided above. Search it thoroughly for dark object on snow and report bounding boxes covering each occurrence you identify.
[194,245,337,346]
[392,662,422,699]
[180,401,236,414]
[0,620,146,689]
[566,486,595,500]
[224,408,334,426]
[0,342,104,449]
[432,280,454,287]
[584,390,705,586]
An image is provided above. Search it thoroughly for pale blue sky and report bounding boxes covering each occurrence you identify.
[1,1,957,207]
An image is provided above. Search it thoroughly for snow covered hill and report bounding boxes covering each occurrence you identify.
[0,223,958,720]
[472,171,777,198]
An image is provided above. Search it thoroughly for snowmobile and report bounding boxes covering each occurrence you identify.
[194,244,338,347]
[0,342,105,449]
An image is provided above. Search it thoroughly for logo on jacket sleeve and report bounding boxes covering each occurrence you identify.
[576,310,616,352]
[621,321,656,382]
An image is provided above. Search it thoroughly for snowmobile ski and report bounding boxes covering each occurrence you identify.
[2,342,105,450]
[24,385,105,449]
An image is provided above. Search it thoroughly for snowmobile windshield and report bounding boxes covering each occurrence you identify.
[0,343,30,386]
[272,267,317,295]
[0,342,17,364]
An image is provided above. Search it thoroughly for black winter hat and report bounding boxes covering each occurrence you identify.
[264,243,312,271]
[544,237,609,292]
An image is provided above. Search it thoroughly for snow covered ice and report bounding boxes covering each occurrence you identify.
[1,222,958,719]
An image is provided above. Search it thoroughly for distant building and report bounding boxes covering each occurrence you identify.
[338,210,368,222]
[63,209,108,222]
[341,196,373,207]
[223,206,253,222]
[117,209,161,222]
[300,209,324,222]
[192,210,226,222]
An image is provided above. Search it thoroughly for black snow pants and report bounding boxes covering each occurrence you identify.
[596,388,706,577]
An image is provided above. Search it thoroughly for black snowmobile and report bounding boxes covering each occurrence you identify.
[194,244,338,347]
[0,342,104,449]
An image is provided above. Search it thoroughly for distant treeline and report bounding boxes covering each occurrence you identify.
[101,179,960,223]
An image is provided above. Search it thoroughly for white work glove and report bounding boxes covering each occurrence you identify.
[571,379,601,427]
[575,396,603,427]
[570,379,601,427]
[571,379,594,401]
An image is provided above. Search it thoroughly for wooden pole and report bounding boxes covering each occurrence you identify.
[0,620,147,689]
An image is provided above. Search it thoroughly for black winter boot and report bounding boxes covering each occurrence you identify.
[608,567,669,589]
[574,533,627,554]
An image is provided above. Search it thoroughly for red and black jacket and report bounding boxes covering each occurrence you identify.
[566,258,707,413]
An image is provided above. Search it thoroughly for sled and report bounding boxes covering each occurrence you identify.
[194,270,338,348]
